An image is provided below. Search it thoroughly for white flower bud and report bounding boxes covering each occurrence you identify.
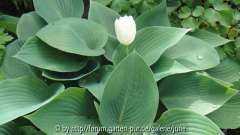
[115,15,136,45]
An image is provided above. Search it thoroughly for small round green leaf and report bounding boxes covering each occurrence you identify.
[213,1,230,11]
[181,6,191,13]
[178,12,191,18]
[219,10,233,26]
[181,17,200,29]
[193,6,204,17]
[204,8,220,23]
[218,25,229,36]
[92,0,112,6]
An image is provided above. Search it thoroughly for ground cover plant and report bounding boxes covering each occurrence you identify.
[0,0,240,134]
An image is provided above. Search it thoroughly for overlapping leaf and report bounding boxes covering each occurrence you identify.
[113,27,190,66]
[79,65,114,101]
[0,15,19,34]
[103,35,119,61]
[152,35,220,81]
[0,77,64,125]
[1,38,41,79]
[36,18,108,56]
[89,1,121,37]
[188,30,231,47]
[135,0,170,30]
[26,88,100,135]
[100,52,159,128]
[0,121,21,135]
[15,36,88,72]
[42,61,100,81]
[34,0,84,23]
[206,55,240,83]
[207,81,240,129]
[17,11,47,38]
[159,72,238,115]
[156,109,224,135]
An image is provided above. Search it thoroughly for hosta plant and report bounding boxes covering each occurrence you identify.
[170,0,240,63]
[0,0,240,134]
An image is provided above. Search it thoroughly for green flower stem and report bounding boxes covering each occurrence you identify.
[126,46,129,56]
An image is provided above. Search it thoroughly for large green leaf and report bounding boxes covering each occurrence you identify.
[0,77,64,125]
[26,88,100,135]
[151,56,191,81]
[156,109,224,135]
[100,52,159,129]
[206,55,240,83]
[0,15,19,34]
[15,36,88,72]
[36,18,108,56]
[0,38,41,79]
[79,65,114,101]
[89,1,121,36]
[103,35,119,61]
[207,81,240,129]
[0,121,21,135]
[34,0,84,23]
[113,27,190,66]
[159,72,238,115]
[163,36,219,69]
[188,30,231,47]
[166,1,181,15]
[17,11,47,39]
[135,0,170,30]
[152,35,220,81]
[42,61,100,81]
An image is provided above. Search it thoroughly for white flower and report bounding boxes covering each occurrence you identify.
[115,15,136,45]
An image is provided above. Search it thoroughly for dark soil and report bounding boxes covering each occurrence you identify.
[0,0,34,17]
